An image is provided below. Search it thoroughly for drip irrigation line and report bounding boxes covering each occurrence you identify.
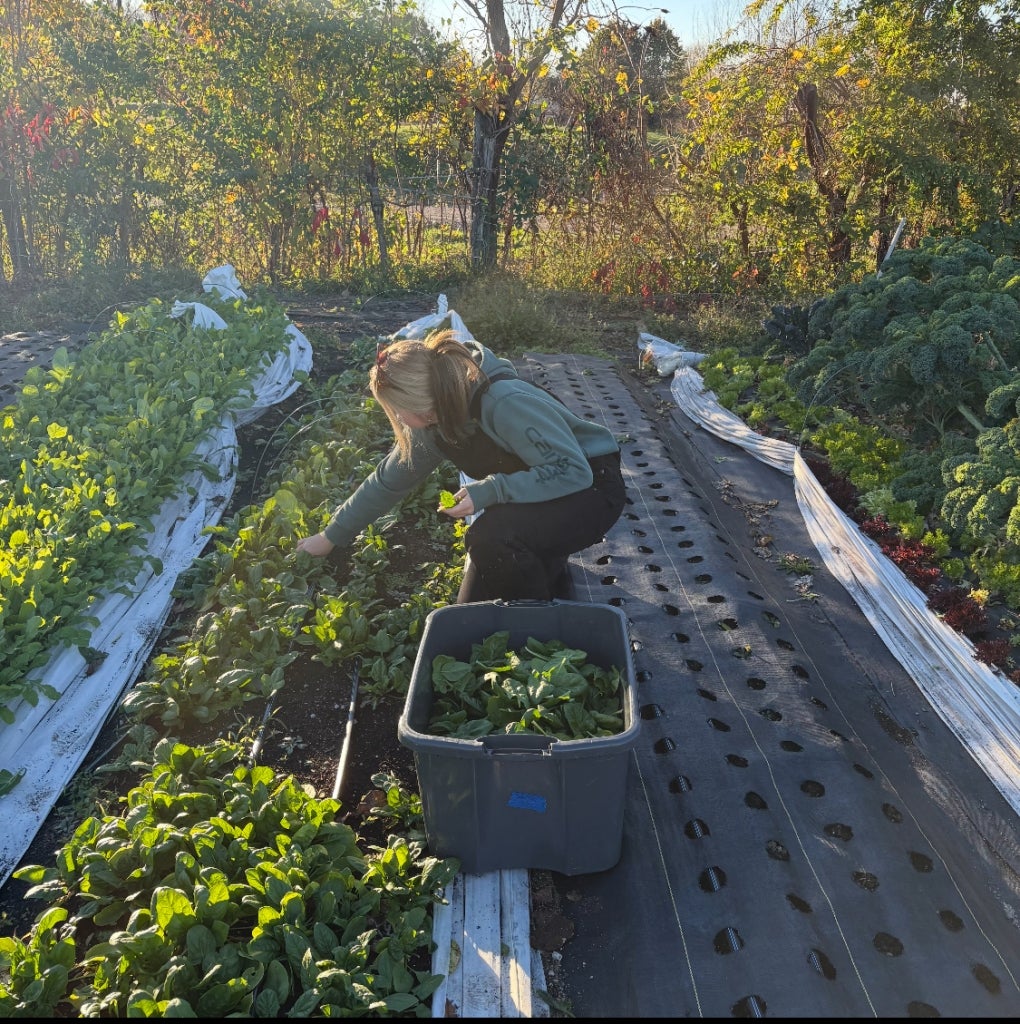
[74,673,148,777]
[331,661,361,801]
[250,584,318,767]
[248,695,279,766]
[248,396,335,495]
[79,728,129,777]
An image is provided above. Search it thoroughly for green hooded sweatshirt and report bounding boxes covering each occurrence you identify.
[323,340,619,548]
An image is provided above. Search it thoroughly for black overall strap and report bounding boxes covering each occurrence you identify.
[433,370,569,480]
[468,370,563,419]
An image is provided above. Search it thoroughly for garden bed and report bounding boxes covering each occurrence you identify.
[5,290,1019,1019]
[0,295,585,973]
[0,299,423,930]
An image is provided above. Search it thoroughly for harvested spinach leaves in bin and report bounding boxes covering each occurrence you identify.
[427,630,626,740]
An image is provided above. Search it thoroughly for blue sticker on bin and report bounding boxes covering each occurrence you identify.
[508,791,547,813]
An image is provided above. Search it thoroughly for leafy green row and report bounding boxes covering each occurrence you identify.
[3,739,456,1017]
[121,359,463,727]
[0,291,296,720]
[2,339,469,1016]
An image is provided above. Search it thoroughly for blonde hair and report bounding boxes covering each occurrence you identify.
[371,329,483,461]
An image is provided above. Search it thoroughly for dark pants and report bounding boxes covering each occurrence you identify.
[457,451,627,603]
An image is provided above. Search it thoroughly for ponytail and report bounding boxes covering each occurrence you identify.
[426,330,481,443]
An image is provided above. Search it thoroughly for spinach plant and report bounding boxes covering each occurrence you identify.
[6,738,457,1017]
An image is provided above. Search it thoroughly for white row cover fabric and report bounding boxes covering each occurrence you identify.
[388,292,472,343]
[637,331,707,375]
[671,365,796,475]
[0,267,312,888]
[668,360,1020,819]
[170,300,229,330]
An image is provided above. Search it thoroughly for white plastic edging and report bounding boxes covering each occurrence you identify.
[794,454,1020,808]
[429,869,547,1019]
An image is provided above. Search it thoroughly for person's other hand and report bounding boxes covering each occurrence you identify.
[439,488,474,519]
[296,532,335,557]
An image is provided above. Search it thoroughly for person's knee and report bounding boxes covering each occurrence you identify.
[463,519,514,564]
[468,537,531,576]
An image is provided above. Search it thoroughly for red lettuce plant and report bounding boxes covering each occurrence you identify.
[859,518,943,592]
[805,455,861,516]
[927,586,989,636]
[974,638,1012,670]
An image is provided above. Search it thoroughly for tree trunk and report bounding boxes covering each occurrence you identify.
[730,199,750,260]
[795,83,851,269]
[825,192,851,266]
[1001,181,1017,216]
[0,175,30,280]
[363,151,390,277]
[267,221,282,284]
[462,0,569,268]
[117,179,133,267]
[470,107,508,269]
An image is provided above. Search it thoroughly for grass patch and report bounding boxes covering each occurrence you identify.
[0,263,202,335]
[443,271,657,357]
[2,261,776,372]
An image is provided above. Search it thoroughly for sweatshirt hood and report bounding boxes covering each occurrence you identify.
[463,338,518,382]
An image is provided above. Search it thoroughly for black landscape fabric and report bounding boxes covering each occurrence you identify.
[515,352,1020,1019]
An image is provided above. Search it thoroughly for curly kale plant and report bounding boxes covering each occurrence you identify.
[761,300,824,357]
[941,419,1020,552]
[889,435,974,517]
[781,224,1020,606]
[787,235,1020,444]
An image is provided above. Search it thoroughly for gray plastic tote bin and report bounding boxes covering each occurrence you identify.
[397,599,639,875]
